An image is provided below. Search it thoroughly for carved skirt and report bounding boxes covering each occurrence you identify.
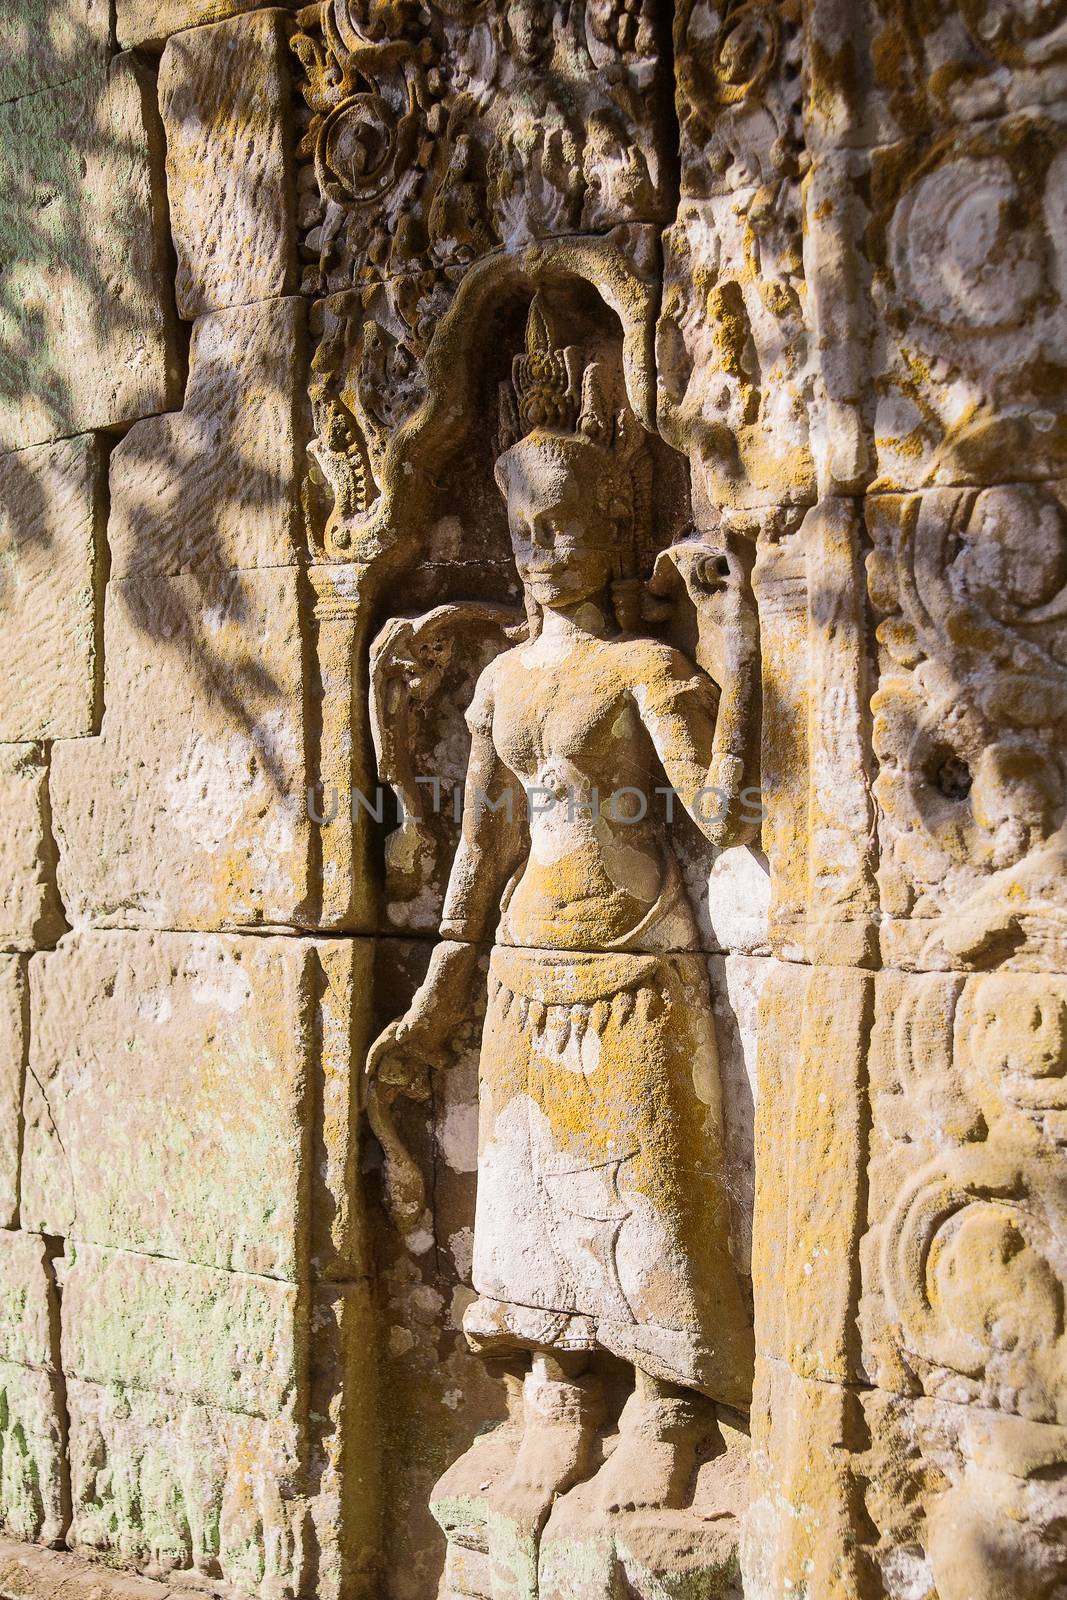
[463,946,754,1408]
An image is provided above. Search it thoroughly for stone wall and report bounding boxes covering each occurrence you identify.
[0,3,1064,1600]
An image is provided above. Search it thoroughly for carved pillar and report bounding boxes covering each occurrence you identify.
[308,561,379,931]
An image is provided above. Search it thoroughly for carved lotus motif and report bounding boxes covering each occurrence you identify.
[709,0,781,102]
[888,155,1046,333]
[316,88,420,208]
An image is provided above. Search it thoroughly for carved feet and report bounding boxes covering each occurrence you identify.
[492,1354,604,1518]
[430,1360,747,1600]
[592,1373,713,1513]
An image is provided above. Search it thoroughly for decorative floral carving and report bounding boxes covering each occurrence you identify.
[869,483,1067,967]
[675,0,802,197]
[291,0,668,296]
[868,113,1067,487]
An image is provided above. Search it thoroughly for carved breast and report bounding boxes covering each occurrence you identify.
[490,638,653,796]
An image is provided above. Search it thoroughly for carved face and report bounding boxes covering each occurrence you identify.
[496,432,623,609]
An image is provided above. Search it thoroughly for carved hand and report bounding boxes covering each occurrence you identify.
[363,938,480,1103]
[363,1013,441,1104]
[648,540,730,613]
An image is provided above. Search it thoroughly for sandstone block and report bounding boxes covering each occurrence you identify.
[308,1281,381,1600]
[66,1376,304,1595]
[311,940,373,1280]
[709,954,780,1275]
[23,932,313,1278]
[160,10,296,318]
[0,1,110,106]
[117,1,267,49]
[752,963,872,1384]
[0,1362,67,1546]
[754,504,878,966]
[60,1244,301,1418]
[0,747,66,954]
[0,1233,57,1372]
[0,958,24,1228]
[50,566,313,930]
[745,1358,867,1599]
[109,299,307,578]
[0,436,104,741]
[0,59,182,453]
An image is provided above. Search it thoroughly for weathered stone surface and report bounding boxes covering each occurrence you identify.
[538,1432,750,1599]
[3,0,1065,1593]
[109,299,307,579]
[752,963,872,1385]
[0,1233,61,1553]
[23,932,312,1278]
[0,958,25,1228]
[66,1376,303,1595]
[745,1358,867,1599]
[0,1536,173,1600]
[60,1243,301,1418]
[0,1363,67,1546]
[863,969,1067,1420]
[0,747,66,955]
[117,0,268,50]
[868,483,1067,971]
[311,939,373,1281]
[160,10,296,319]
[0,1233,57,1372]
[0,1,110,105]
[804,0,1067,152]
[676,0,802,200]
[0,436,103,742]
[864,112,1067,491]
[754,501,878,967]
[309,1281,381,1600]
[657,196,813,512]
[50,566,313,931]
[367,938,502,1600]
[862,1389,1067,1600]
[710,954,779,1274]
[0,59,182,453]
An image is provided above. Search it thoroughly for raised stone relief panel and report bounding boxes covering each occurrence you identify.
[347,257,769,1597]
[0,1,1065,1598]
[868,481,1067,970]
[861,968,1067,1599]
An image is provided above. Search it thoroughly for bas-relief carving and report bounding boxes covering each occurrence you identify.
[363,295,761,1597]
[868,483,1067,969]
[5,0,1065,1596]
[805,0,1067,150]
[291,5,1067,1597]
[862,970,1067,1599]
[291,0,672,548]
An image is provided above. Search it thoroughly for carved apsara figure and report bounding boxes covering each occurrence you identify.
[366,297,754,1519]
